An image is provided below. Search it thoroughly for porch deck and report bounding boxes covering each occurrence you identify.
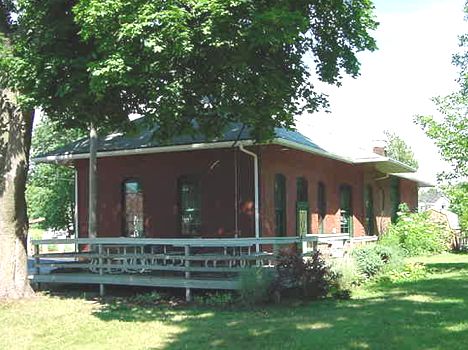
[31,235,377,300]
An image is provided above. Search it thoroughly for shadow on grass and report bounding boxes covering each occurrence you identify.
[86,260,468,350]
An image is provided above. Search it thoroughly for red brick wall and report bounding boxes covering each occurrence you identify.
[258,145,366,237]
[75,144,419,239]
[400,178,418,211]
[75,148,254,238]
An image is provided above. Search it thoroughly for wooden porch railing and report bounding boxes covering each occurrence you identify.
[31,235,377,301]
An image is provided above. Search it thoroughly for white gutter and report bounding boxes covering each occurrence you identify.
[238,143,260,252]
[273,138,353,164]
[34,140,255,163]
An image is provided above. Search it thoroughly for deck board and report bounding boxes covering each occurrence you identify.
[31,272,240,290]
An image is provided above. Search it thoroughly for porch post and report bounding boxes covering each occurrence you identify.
[74,169,79,252]
[184,245,191,302]
[88,123,98,239]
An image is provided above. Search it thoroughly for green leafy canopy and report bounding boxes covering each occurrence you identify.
[27,117,86,232]
[416,7,468,180]
[384,130,419,170]
[6,0,377,139]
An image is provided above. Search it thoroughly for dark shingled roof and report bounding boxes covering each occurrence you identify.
[37,122,327,159]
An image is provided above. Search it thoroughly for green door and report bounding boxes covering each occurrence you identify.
[296,202,309,237]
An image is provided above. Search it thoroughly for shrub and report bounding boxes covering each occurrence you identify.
[329,257,365,290]
[128,291,164,305]
[352,244,404,278]
[194,292,235,307]
[380,204,452,256]
[382,262,428,283]
[272,251,336,300]
[352,245,386,278]
[238,267,274,306]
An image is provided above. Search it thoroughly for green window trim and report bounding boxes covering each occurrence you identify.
[122,179,145,238]
[296,202,310,237]
[296,176,309,236]
[390,177,400,224]
[178,175,201,235]
[274,174,286,236]
[339,184,353,236]
[317,182,326,234]
[364,185,375,235]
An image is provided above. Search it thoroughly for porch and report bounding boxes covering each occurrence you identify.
[31,235,377,301]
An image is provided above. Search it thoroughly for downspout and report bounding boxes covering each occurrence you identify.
[374,174,390,182]
[239,144,260,252]
[74,169,79,252]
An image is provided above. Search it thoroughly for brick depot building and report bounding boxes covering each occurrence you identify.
[37,123,430,240]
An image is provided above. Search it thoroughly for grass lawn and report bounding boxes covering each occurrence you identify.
[1,253,467,350]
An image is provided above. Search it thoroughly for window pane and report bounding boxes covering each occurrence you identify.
[296,177,308,203]
[123,180,144,238]
[365,185,374,235]
[179,176,201,235]
[275,174,286,236]
[390,177,400,223]
[340,185,352,234]
[317,182,326,234]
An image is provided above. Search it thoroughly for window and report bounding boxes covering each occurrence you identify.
[178,176,201,235]
[123,180,144,237]
[364,185,374,235]
[390,177,400,223]
[274,174,286,236]
[317,182,326,234]
[296,177,309,236]
[340,184,353,235]
[296,177,308,203]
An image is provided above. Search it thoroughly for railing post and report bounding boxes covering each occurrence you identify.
[185,245,191,302]
[98,243,105,297]
[34,242,41,290]
[312,239,318,253]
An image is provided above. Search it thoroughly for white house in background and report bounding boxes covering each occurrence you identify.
[419,193,450,212]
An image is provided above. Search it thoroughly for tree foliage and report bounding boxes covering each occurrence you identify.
[416,7,468,179]
[384,130,419,170]
[445,182,468,233]
[27,118,85,233]
[417,93,468,179]
[7,0,378,139]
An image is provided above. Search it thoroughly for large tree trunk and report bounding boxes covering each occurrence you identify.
[0,89,34,299]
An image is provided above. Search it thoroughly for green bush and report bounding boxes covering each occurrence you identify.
[238,267,274,306]
[194,292,235,306]
[352,244,404,278]
[382,262,428,283]
[128,291,164,305]
[352,245,386,277]
[272,251,337,300]
[330,257,365,290]
[380,204,452,256]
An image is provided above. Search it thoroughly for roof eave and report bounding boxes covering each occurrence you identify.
[273,138,353,164]
[33,140,255,164]
[354,157,416,173]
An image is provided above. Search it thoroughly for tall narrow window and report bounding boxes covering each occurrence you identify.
[296,177,309,236]
[390,177,400,223]
[274,174,286,236]
[340,184,353,235]
[178,176,201,235]
[317,182,326,234]
[364,185,374,235]
[123,180,144,237]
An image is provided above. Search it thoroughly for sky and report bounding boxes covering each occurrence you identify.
[296,0,467,184]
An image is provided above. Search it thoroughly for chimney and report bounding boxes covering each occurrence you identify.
[372,140,387,156]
